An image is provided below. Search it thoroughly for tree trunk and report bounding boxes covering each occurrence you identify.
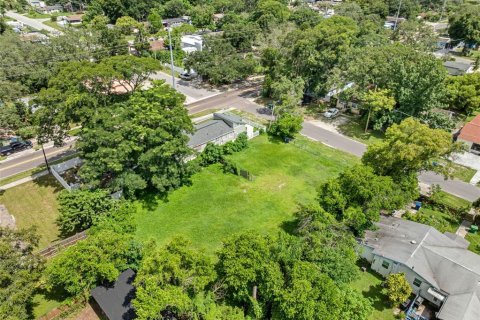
[252,285,258,300]
[365,107,372,133]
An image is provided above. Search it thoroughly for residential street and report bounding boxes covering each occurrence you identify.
[150,72,220,104]
[0,139,76,179]
[5,11,61,34]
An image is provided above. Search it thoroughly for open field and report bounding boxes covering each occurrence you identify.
[134,135,358,254]
[0,174,62,248]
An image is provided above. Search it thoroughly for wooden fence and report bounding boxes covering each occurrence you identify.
[38,230,87,258]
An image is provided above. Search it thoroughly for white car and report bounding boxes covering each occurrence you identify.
[323,108,340,118]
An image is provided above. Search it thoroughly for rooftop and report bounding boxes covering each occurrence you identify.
[188,113,244,147]
[90,269,136,320]
[443,60,473,76]
[363,216,480,320]
[458,115,480,144]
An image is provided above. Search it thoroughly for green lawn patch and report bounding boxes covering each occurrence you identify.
[337,118,385,146]
[42,20,64,31]
[404,207,461,233]
[351,265,397,320]
[0,174,62,248]
[449,163,477,183]
[134,135,358,254]
[466,232,480,255]
[434,191,472,210]
[190,108,220,119]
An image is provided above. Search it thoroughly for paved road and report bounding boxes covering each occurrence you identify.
[0,140,76,179]
[5,11,61,34]
[150,71,220,103]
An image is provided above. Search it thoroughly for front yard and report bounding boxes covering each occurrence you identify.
[0,175,62,248]
[134,135,358,254]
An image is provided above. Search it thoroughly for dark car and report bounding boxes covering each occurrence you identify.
[0,140,33,156]
[179,72,196,80]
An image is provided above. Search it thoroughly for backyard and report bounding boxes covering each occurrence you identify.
[351,263,397,320]
[134,135,358,254]
[0,175,62,248]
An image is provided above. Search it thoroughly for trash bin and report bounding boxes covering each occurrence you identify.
[415,201,422,210]
[470,225,478,234]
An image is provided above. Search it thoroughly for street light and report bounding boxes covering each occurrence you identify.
[167,27,176,90]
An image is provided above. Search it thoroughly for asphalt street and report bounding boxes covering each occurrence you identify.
[0,139,76,179]
[150,72,220,103]
[5,11,61,34]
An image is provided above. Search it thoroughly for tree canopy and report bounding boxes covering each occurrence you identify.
[362,118,464,177]
[0,227,44,320]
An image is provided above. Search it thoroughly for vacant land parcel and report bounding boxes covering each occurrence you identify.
[135,135,358,253]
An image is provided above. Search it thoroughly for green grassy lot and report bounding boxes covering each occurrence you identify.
[337,118,385,146]
[43,20,64,31]
[449,163,477,183]
[25,12,51,19]
[405,207,461,233]
[350,265,397,320]
[190,108,220,119]
[434,191,472,210]
[134,135,358,254]
[0,175,62,248]
[466,232,480,255]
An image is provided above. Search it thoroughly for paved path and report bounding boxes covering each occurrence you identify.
[5,11,60,34]
[0,170,48,190]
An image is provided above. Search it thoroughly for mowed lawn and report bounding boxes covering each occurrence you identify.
[350,267,396,320]
[0,175,62,248]
[135,135,358,254]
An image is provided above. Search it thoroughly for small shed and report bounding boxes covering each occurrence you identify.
[90,269,136,320]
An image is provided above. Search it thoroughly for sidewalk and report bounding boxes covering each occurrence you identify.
[0,170,48,190]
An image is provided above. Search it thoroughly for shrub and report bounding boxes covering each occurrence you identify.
[57,189,116,236]
[385,273,412,307]
[198,143,224,166]
[268,113,303,139]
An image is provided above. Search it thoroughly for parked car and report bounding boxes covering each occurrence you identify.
[179,72,196,80]
[0,140,33,156]
[323,108,340,118]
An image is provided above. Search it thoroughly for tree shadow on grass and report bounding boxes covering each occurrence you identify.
[280,219,298,235]
[27,287,70,319]
[32,174,64,193]
[364,283,392,312]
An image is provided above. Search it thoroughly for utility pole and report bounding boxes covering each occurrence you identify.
[394,0,403,31]
[41,144,50,172]
[439,0,447,23]
[167,27,176,89]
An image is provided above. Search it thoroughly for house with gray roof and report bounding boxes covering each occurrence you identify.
[188,112,257,152]
[360,216,480,320]
[443,60,475,76]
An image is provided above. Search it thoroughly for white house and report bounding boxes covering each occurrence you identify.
[360,216,480,320]
[181,34,203,53]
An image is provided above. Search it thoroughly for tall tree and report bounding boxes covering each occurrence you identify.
[0,227,44,320]
[362,118,464,177]
[77,81,194,196]
[448,5,480,52]
[446,73,480,115]
[334,44,447,129]
[361,89,395,132]
[385,273,412,306]
[133,238,217,319]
